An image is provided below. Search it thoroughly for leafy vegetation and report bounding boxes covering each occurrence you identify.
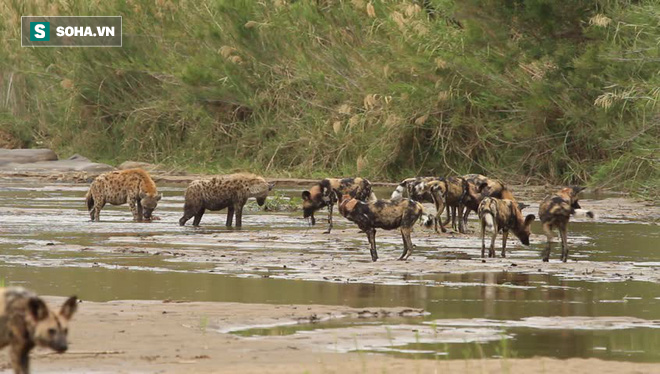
[1,0,658,196]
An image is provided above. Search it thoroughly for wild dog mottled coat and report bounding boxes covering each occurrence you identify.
[538,186,594,262]
[478,197,535,258]
[179,173,274,227]
[418,176,470,233]
[338,195,432,262]
[85,168,162,222]
[302,178,374,234]
[390,177,440,202]
[0,287,77,374]
[461,174,517,229]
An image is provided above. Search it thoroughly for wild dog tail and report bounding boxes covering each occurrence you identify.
[572,208,595,219]
[368,191,378,202]
[391,182,407,200]
[85,191,94,211]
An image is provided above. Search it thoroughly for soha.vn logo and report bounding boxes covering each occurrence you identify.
[29,22,50,41]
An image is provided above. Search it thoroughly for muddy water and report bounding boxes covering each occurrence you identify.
[0,180,659,362]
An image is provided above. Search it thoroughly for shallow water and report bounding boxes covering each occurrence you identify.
[0,180,659,362]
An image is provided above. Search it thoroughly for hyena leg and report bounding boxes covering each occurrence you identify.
[226,206,235,227]
[179,204,196,226]
[542,222,553,262]
[324,204,334,234]
[559,223,569,262]
[137,201,143,221]
[235,203,244,228]
[366,228,378,262]
[93,200,105,222]
[501,230,509,258]
[129,198,142,222]
[192,208,205,226]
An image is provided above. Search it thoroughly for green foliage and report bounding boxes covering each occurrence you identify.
[0,0,657,196]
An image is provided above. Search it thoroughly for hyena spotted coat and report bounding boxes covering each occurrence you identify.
[0,287,77,374]
[478,197,535,258]
[338,195,432,262]
[538,186,594,262]
[86,168,162,222]
[302,178,375,234]
[179,173,274,227]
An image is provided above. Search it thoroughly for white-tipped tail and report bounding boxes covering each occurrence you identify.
[483,213,495,231]
[420,213,434,227]
[368,192,378,202]
[573,209,595,219]
[391,185,404,200]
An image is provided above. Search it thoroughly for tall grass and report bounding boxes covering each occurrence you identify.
[0,0,658,196]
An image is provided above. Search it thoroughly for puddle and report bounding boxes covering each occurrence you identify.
[0,180,659,363]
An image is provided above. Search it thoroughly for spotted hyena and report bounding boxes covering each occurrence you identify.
[0,287,77,374]
[538,186,594,262]
[338,194,433,261]
[301,178,375,234]
[478,197,535,258]
[85,168,162,222]
[179,173,274,227]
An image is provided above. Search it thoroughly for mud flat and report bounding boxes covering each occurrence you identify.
[11,298,660,374]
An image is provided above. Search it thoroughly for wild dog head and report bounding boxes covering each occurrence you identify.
[301,184,333,224]
[139,192,162,220]
[28,295,78,353]
[512,204,535,245]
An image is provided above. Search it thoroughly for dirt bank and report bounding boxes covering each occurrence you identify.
[8,298,658,374]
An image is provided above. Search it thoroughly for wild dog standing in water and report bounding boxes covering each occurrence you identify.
[0,287,77,374]
[417,176,469,233]
[538,186,594,262]
[301,178,375,234]
[179,173,274,227]
[478,197,535,258]
[86,168,162,222]
[461,174,517,230]
[338,194,432,261]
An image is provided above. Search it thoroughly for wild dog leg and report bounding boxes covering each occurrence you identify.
[458,204,466,233]
[432,195,447,233]
[501,230,509,258]
[366,228,378,262]
[324,204,333,234]
[489,226,497,258]
[398,228,413,261]
[559,223,569,262]
[480,219,487,258]
[542,222,553,262]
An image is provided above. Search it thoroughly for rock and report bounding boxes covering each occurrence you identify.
[0,148,58,165]
[118,161,157,171]
[67,154,91,162]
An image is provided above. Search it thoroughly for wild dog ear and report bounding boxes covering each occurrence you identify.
[517,202,530,211]
[268,182,275,191]
[572,186,586,195]
[60,296,78,320]
[28,297,49,321]
[156,193,163,201]
[524,214,535,227]
[301,191,311,201]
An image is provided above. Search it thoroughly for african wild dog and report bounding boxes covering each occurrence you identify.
[390,177,440,201]
[417,176,469,233]
[86,168,162,222]
[0,287,77,374]
[179,173,274,227]
[461,174,517,229]
[301,178,375,234]
[478,197,535,258]
[338,194,433,261]
[538,186,594,262]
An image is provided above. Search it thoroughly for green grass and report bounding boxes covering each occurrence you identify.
[1,0,658,197]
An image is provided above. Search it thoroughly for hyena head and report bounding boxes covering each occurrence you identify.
[29,296,78,353]
[254,182,275,206]
[140,192,162,219]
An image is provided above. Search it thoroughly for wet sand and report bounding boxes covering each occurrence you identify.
[12,298,660,374]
